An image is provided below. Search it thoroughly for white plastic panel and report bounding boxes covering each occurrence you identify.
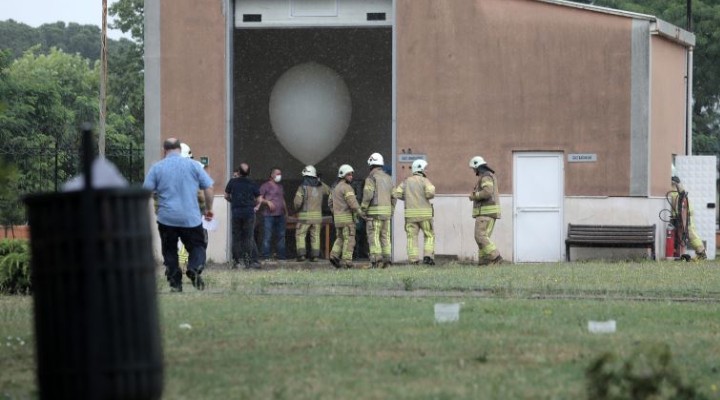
[235,0,393,27]
[675,155,717,259]
[291,0,337,17]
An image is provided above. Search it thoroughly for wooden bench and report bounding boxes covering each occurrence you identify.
[565,224,656,261]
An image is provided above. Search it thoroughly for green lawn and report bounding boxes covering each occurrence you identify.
[2,261,719,399]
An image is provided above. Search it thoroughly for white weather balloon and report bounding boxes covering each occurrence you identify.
[269,62,352,165]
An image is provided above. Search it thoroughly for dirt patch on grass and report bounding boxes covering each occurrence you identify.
[195,261,720,303]
[246,286,720,303]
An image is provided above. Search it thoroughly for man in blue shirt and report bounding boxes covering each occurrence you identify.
[144,138,214,291]
[225,162,262,269]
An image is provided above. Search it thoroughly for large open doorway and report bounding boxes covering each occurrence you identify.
[234,28,392,180]
[233,1,393,259]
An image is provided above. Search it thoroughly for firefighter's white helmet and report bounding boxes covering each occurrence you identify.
[412,159,428,173]
[338,164,354,178]
[469,156,486,169]
[367,152,384,167]
[180,143,192,158]
[302,165,317,177]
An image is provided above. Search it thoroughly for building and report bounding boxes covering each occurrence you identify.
[145,0,712,263]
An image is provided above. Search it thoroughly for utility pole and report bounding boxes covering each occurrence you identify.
[99,0,108,156]
[685,0,693,155]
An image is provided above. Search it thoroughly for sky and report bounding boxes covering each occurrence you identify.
[0,0,131,40]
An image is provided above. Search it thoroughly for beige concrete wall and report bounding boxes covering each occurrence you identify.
[649,36,687,196]
[392,195,667,262]
[160,0,228,187]
[396,0,633,196]
[392,195,514,262]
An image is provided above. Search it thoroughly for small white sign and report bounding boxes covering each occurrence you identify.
[434,303,460,323]
[588,320,616,334]
[568,153,597,163]
[399,154,427,163]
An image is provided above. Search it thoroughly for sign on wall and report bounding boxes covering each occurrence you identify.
[568,153,597,163]
[398,154,427,163]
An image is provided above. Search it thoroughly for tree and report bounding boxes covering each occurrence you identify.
[0,51,23,223]
[107,38,144,144]
[0,47,99,195]
[0,157,23,227]
[0,19,145,147]
[61,22,103,61]
[108,0,145,145]
[0,17,146,210]
[0,20,40,59]
[0,20,102,61]
[109,0,144,46]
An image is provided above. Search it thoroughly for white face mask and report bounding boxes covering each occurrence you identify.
[274,175,282,183]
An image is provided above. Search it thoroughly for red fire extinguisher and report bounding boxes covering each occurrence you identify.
[665,223,675,258]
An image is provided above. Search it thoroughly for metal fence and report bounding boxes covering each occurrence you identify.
[1,143,144,189]
[0,143,144,225]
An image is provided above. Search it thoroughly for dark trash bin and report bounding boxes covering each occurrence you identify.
[24,187,164,400]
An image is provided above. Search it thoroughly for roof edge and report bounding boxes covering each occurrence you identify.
[651,19,695,47]
[534,0,695,47]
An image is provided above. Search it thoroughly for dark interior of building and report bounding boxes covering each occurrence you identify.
[234,28,392,259]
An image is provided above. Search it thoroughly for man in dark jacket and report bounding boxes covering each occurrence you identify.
[225,163,262,269]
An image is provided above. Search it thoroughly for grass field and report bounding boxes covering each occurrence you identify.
[1,261,719,399]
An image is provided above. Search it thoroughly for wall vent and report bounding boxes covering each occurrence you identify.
[366,13,386,21]
[242,14,262,22]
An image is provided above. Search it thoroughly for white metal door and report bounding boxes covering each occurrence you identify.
[675,155,717,260]
[513,153,564,262]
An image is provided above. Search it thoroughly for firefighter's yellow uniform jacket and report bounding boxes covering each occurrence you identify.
[470,170,501,263]
[361,167,395,264]
[329,180,362,265]
[293,178,331,259]
[393,172,435,263]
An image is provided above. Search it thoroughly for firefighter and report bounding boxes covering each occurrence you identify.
[670,174,707,260]
[293,165,331,262]
[469,156,504,265]
[361,153,395,268]
[178,143,209,268]
[329,164,365,268]
[393,159,436,265]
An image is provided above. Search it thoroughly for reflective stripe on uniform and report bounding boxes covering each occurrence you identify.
[473,204,500,218]
[405,208,432,218]
[298,211,322,220]
[333,213,353,224]
[367,205,392,216]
